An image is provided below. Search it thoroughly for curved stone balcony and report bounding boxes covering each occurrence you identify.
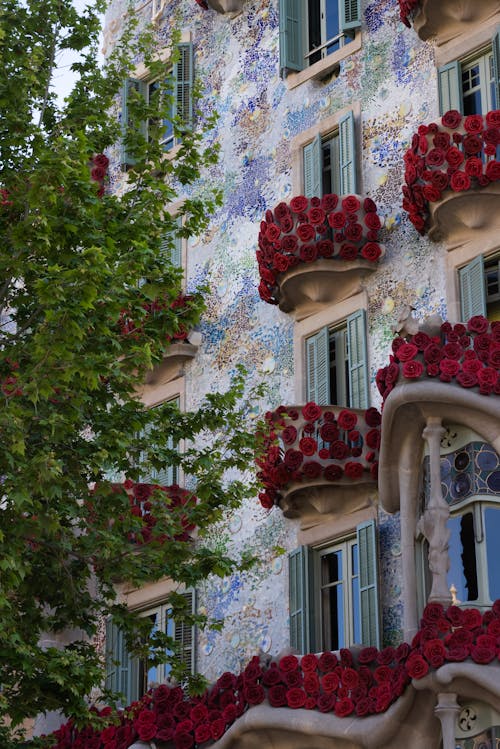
[257,194,384,320]
[256,403,380,528]
[402,110,500,246]
[398,0,499,45]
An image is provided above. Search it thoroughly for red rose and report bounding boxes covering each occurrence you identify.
[296,223,315,242]
[341,667,359,689]
[344,222,363,241]
[456,371,478,388]
[210,719,226,740]
[290,195,308,213]
[471,645,496,664]
[301,653,319,671]
[339,243,358,259]
[318,239,335,257]
[308,207,326,224]
[396,342,418,362]
[268,684,287,707]
[318,652,338,672]
[426,148,445,166]
[328,211,346,229]
[321,672,340,692]
[194,724,211,743]
[282,425,298,445]
[299,243,318,262]
[286,687,307,708]
[364,407,381,427]
[90,165,106,181]
[464,114,484,133]
[465,157,483,177]
[303,672,320,694]
[365,428,381,449]
[334,697,354,717]
[442,110,462,129]
[344,461,363,479]
[319,422,339,442]
[174,732,194,749]
[442,341,462,359]
[468,315,489,334]
[485,160,500,181]
[302,461,322,478]
[406,654,429,679]
[402,359,423,379]
[358,646,378,664]
[329,439,349,458]
[279,654,299,672]
[243,683,265,705]
[273,253,291,272]
[450,171,471,191]
[463,608,483,629]
[446,646,469,662]
[342,195,361,213]
[284,449,303,470]
[423,638,446,668]
[364,212,381,230]
[431,170,449,190]
[422,602,444,623]
[317,693,336,712]
[281,235,298,253]
[337,409,357,430]
[283,668,303,687]
[321,193,339,211]
[446,147,465,167]
[361,242,382,261]
[266,223,281,242]
[478,367,498,386]
[463,134,482,154]
[302,401,322,421]
[423,185,442,202]
[439,358,459,377]
[324,464,343,480]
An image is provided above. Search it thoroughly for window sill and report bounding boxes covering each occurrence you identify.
[206,0,245,13]
[427,182,500,248]
[411,0,500,46]
[285,31,361,90]
[144,341,199,386]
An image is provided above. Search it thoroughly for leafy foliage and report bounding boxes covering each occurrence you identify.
[0,1,262,743]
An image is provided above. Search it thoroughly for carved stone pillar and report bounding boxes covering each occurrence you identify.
[419,416,452,606]
[435,693,461,749]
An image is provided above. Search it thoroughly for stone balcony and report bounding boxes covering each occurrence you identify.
[398,0,499,45]
[256,402,380,528]
[256,194,384,321]
[402,110,500,247]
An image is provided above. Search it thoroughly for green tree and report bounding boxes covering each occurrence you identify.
[0,1,260,744]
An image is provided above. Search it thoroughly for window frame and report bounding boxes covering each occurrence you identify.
[458,250,500,321]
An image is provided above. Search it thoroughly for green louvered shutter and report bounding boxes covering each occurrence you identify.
[459,255,487,320]
[303,134,322,198]
[160,218,182,268]
[105,619,139,705]
[357,520,380,648]
[173,590,196,673]
[306,326,330,405]
[174,43,194,129]
[492,29,500,108]
[437,61,463,115]
[338,110,357,195]
[340,0,361,33]
[279,0,304,74]
[121,78,148,169]
[289,547,313,653]
[347,310,369,409]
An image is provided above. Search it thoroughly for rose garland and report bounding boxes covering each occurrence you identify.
[257,194,384,305]
[49,600,500,749]
[376,316,500,404]
[90,153,109,198]
[118,293,196,344]
[256,403,381,509]
[402,110,500,235]
[397,0,420,28]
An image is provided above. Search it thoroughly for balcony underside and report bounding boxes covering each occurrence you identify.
[144,342,197,385]
[378,380,500,514]
[279,480,376,529]
[276,259,376,320]
[412,0,500,44]
[428,183,500,247]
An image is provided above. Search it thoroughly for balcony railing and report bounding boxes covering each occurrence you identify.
[398,0,499,44]
[257,194,384,319]
[402,111,500,243]
[256,403,380,525]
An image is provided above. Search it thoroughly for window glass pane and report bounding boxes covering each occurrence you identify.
[322,582,343,650]
[325,0,340,52]
[145,612,160,688]
[308,0,322,64]
[351,543,360,644]
[485,507,500,600]
[447,512,478,602]
[321,549,342,584]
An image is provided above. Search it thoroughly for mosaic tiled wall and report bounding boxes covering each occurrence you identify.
[103,0,451,679]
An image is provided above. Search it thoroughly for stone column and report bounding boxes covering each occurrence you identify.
[434,693,460,749]
[419,416,452,606]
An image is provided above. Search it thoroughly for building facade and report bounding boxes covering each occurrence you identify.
[96,0,500,747]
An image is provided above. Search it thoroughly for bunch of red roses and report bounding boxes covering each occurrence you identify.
[376,316,500,403]
[90,153,109,198]
[256,402,381,509]
[397,0,420,27]
[256,194,384,305]
[402,110,500,234]
[118,293,195,345]
[49,600,500,749]
[120,480,197,545]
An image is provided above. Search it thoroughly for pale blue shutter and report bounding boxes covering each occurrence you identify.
[492,29,500,108]
[174,43,194,128]
[340,0,361,33]
[459,255,486,320]
[357,520,380,648]
[347,310,369,409]
[279,0,304,74]
[306,327,330,405]
[303,134,322,198]
[289,547,313,653]
[338,110,357,195]
[173,590,196,673]
[105,619,138,705]
[438,62,463,115]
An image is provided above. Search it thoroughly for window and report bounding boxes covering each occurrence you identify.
[105,591,195,705]
[302,111,356,197]
[141,397,180,486]
[305,310,368,408]
[459,252,500,321]
[289,520,380,652]
[437,32,500,115]
[279,0,361,75]
[121,43,193,169]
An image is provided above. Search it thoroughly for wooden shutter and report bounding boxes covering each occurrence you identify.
[105,619,138,705]
[347,309,369,409]
[289,547,312,653]
[340,0,361,33]
[305,327,330,405]
[174,43,194,128]
[279,0,304,74]
[303,134,322,198]
[492,29,500,109]
[338,110,357,195]
[357,520,380,648]
[437,61,463,115]
[459,255,487,320]
[173,590,196,674]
